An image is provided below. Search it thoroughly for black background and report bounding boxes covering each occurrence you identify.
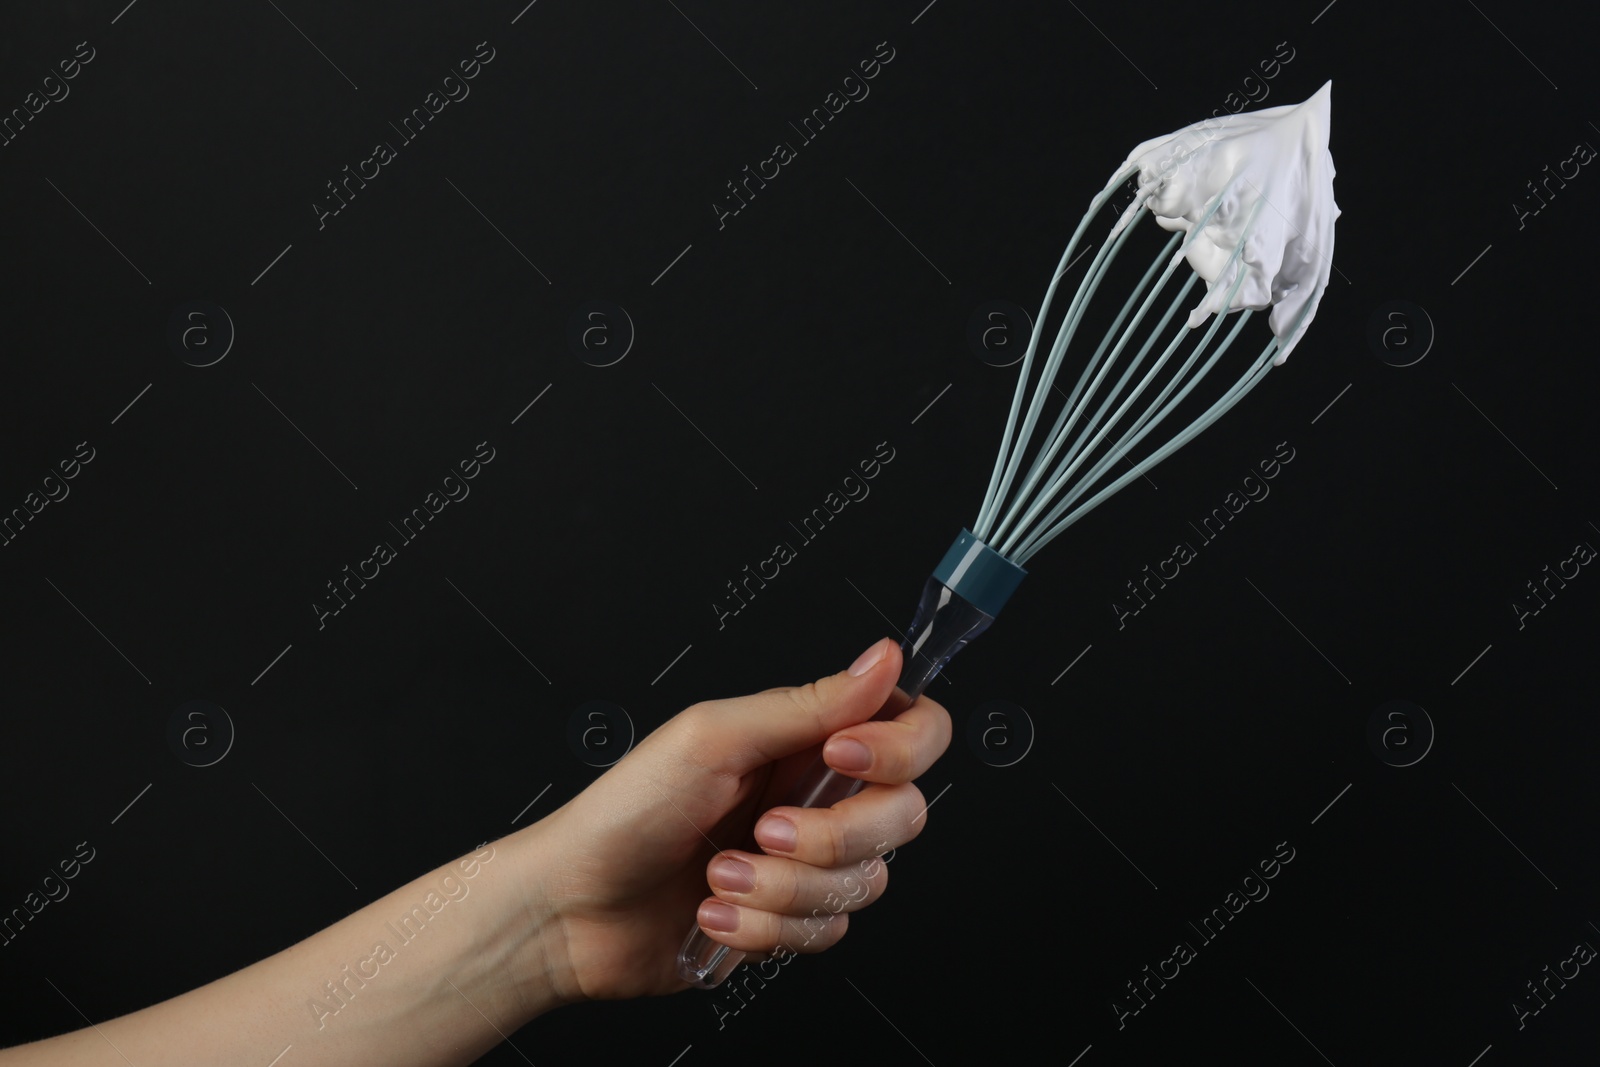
[3,0,1599,1063]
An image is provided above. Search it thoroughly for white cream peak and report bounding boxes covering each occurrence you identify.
[1106,81,1339,364]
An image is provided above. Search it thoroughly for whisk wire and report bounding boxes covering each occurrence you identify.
[1068,306,1260,513]
[1012,289,1318,566]
[986,184,1258,557]
[975,193,1151,541]
[1002,196,1272,560]
[1022,197,1265,521]
[973,164,1142,540]
[989,255,1199,551]
[993,229,1188,547]
[1013,323,1281,565]
[1008,314,1266,564]
[1075,280,1321,534]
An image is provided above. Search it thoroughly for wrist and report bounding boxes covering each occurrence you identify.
[477,818,584,1017]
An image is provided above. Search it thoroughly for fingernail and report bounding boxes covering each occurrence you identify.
[824,737,872,772]
[848,638,890,677]
[708,855,756,893]
[700,900,739,933]
[755,815,798,853]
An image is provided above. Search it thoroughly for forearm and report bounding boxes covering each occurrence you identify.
[1,828,578,1067]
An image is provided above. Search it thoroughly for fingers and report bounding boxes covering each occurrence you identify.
[705,846,887,918]
[753,780,928,869]
[692,779,928,956]
[696,897,850,955]
[694,842,892,955]
[685,638,904,775]
[820,693,951,785]
[675,639,951,961]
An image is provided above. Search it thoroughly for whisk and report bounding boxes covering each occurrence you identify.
[678,81,1339,987]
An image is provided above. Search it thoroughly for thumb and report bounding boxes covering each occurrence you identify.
[695,637,903,775]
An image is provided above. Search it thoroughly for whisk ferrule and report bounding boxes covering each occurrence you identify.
[932,528,1028,617]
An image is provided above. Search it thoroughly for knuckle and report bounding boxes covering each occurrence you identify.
[680,699,715,721]
[784,683,830,736]
[673,702,715,743]
[820,812,852,867]
[752,914,775,947]
[862,730,905,780]
[773,863,807,914]
[784,682,820,713]
[672,705,725,769]
[781,909,848,953]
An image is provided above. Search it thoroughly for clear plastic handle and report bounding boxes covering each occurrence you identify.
[676,572,1000,988]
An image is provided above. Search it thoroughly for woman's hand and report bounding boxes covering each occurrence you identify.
[520,636,952,1003]
[0,638,950,1066]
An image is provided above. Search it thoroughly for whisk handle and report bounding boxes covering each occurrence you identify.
[676,531,1025,988]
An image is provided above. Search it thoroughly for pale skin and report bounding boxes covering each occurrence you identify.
[0,637,949,1066]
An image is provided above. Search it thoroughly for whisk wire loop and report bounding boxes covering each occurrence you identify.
[975,194,1151,540]
[1011,289,1318,566]
[984,183,1265,558]
[989,256,1198,550]
[999,196,1268,552]
[973,164,1142,539]
[979,174,1242,543]
[1011,330,1277,565]
[991,227,1186,544]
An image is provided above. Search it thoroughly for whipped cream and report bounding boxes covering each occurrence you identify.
[1107,81,1339,363]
